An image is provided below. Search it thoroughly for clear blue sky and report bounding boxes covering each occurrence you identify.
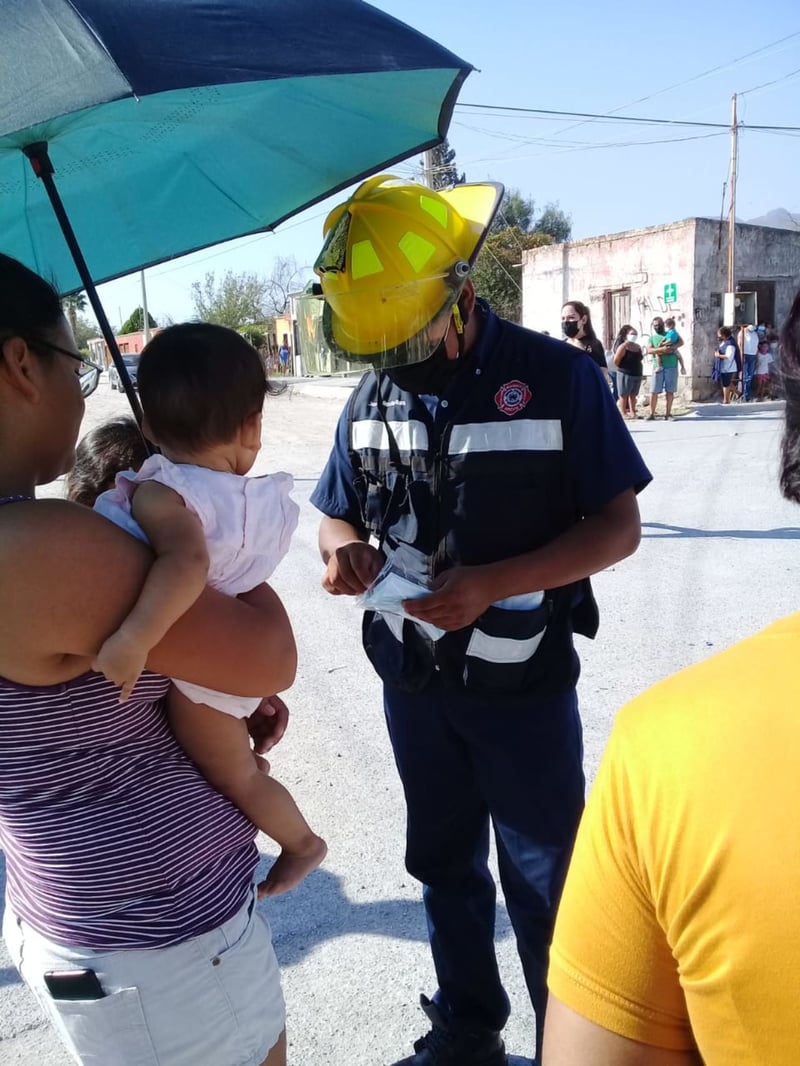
[94,0,800,328]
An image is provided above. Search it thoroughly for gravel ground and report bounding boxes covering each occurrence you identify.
[1,380,796,1064]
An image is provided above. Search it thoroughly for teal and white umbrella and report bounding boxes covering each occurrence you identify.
[0,0,470,411]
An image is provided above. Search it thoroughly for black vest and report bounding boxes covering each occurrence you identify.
[348,311,598,699]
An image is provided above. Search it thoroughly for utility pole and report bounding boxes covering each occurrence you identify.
[140,269,152,343]
[423,148,436,189]
[727,93,738,294]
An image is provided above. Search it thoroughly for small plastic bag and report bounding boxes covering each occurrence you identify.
[357,559,446,641]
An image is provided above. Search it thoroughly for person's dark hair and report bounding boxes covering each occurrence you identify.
[562,300,598,344]
[613,324,637,351]
[66,417,150,508]
[779,290,800,503]
[664,316,676,329]
[137,323,280,451]
[0,254,63,348]
[719,326,732,339]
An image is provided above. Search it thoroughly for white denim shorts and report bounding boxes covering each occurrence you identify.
[3,890,285,1066]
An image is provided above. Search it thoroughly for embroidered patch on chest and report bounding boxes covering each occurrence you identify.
[494,379,532,416]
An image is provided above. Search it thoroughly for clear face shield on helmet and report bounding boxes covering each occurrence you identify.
[294,273,469,374]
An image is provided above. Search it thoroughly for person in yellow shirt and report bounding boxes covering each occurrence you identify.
[543,288,800,1066]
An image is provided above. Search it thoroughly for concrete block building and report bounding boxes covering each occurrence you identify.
[521,219,800,399]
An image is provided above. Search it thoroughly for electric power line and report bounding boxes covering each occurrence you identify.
[455,102,800,134]
[739,65,800,97]
[452,127,727,170]
[543,29,800,139]
[481,240,522,293]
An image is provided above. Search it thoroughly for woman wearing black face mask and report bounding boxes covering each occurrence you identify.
[562,301,607,375]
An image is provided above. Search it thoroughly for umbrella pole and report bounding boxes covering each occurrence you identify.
[23,142,144,426]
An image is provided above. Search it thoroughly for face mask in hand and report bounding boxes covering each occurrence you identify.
[562,320,580,339]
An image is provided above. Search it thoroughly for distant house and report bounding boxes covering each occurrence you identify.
[521,218,800,399]
[87,329,160,368]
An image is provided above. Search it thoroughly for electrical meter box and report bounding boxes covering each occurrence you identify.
[723,291,757,326]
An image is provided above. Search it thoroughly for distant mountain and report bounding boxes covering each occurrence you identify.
[747,207,800,230]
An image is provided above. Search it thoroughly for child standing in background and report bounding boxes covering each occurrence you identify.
[755,339,773,400]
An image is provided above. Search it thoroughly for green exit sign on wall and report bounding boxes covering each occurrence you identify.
[664,283,677,304]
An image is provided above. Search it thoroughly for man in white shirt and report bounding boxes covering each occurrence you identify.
[738,323,759,402]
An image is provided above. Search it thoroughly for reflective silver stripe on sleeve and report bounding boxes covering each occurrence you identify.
[352,419,429,453]
[465,629,547,664]
[448,420,563,455]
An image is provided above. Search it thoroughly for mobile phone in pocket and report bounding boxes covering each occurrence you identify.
[43,969,106,1001]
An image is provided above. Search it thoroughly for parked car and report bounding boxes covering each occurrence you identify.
[109,354,139,391]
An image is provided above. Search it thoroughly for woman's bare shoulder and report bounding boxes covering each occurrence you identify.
[0,501,295,695]
[1,498,151,579]
[0,501,153,682]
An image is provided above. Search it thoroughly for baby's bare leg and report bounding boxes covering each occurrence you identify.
[168,688,326,894]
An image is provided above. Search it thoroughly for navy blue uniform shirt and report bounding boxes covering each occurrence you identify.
[311,308,652,527]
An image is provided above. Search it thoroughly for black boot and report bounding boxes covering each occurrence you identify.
[389,995,507,1066]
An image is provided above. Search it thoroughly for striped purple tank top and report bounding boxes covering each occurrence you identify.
[0,667,259,949]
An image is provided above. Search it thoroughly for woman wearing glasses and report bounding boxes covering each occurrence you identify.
[0,255,292,1065]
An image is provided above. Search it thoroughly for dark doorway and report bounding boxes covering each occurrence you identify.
[737,280,776,326]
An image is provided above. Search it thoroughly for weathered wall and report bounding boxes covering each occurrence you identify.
[693,219,800,398]
[523,218,800,401]
[521,220,697,397]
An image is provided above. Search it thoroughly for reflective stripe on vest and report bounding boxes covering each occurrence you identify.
[465,627,547,663]
[378,608,548,664]
[349,310,585,695]
[352,418,429,453]
[448,419,563,456]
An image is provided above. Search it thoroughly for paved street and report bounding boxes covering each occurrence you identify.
[1,380,797,1064]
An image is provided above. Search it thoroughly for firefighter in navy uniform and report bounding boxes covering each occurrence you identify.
[305,176,651,1066]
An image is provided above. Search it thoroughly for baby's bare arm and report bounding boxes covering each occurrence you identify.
[124,481,210,647]
[93,482,209,698]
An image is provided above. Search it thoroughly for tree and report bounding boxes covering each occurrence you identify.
[72,313,97,353]
[264,256,308,316]
[533,202,572,244]
[491,189,534,235]
[471,188,571,321]
[471,227,551,324]
[190,270,270,330]
[426,137,465,190]
[120,306,159,334]
[62,292,87,336]
[240,325,272,350]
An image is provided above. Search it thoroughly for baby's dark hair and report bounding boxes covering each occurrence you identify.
[66,417,150,508]
[138,323,278,451]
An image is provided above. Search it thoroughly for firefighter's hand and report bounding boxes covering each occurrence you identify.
[322,541,384,596]
[403,566,494,631]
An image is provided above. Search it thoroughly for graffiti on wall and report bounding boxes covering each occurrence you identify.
[636,293,684,317]
[633,293,687,337]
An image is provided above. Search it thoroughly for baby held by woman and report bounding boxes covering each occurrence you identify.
[70,325,325,894]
